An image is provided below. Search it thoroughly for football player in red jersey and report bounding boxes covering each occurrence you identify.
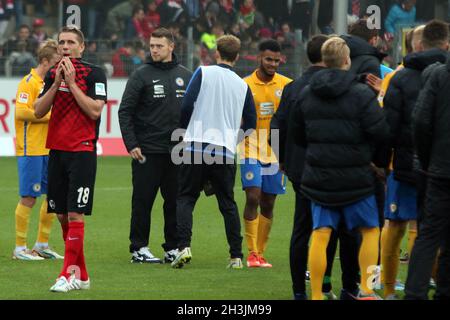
[34,25,107,293]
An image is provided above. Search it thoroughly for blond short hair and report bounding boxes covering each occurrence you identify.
[217,35,241,62]
[37,39,58,63]
[412,25,425,52]
[321,37,350,69]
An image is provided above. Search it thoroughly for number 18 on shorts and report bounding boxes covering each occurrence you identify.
[47,150,97,215]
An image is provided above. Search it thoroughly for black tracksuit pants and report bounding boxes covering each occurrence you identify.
[405,177,450,300]
[176,153,243,259]
[129,154,178,253]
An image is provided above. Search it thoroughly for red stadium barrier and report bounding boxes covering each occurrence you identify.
[0,78,129,156]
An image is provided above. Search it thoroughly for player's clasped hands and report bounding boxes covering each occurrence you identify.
[54,61,64,85]
[60,57,76,86]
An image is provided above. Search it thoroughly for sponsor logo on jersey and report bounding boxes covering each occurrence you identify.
[275,89,283,98]
[95,82,106,96]
[18,92,29,104]
[260,102,274,116]
[154,85,165,98]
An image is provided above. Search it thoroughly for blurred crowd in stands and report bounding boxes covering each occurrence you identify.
[0,0,449,77]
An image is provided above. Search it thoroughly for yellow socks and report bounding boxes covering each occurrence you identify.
[380,226,389,283]
[308,228,332,300]
[245,214,273,256]
[15,203,32,248]
[37,201,55,244]
[360,227,380,294]
[244,216,259,254]
[257,214,273,256]
[381,222,406,296]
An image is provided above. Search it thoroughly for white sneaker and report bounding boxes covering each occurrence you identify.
[12,249,44,261]
[227,258,243,269]
[164,249,179,263]
[323,290,338,300]
[171,247,192,268]
[131,247,162,264]
[68,274,90,290]
[32,247,64,260]
[50,276,72,293]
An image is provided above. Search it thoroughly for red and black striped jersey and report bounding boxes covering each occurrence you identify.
[41,58,107,152]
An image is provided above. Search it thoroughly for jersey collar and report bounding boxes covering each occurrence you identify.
[30,68,43,82]
[251,69,277,85]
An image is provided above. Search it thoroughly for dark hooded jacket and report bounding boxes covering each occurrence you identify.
[383,49,448,185]
[413,58,450,179]
[271,66,325,184]
[289,68,389,206]
[341,35,387,77]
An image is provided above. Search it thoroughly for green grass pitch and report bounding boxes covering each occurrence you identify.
[0,157,409,300]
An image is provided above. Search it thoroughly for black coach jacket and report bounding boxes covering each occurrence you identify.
[289,68,390,206]
[413,58,450,179]
[383,49,448,185]
[118,54,192,154]
[271,66,325,184]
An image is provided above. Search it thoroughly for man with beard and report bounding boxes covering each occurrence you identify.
[239,39,292,268]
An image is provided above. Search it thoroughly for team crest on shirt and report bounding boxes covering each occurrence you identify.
[245,171,254,181]
[58,80,70,92]
[18,92,29,104]
[378,90,385,104]
[390,203,398,213]
[275,89,283,98]
[49,200,56,210]
[175,77,184,87]
[33,183,41,192]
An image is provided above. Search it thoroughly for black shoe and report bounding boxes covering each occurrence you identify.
[131,247,162,264]
[294,292,308,300]
[340,288,360,300]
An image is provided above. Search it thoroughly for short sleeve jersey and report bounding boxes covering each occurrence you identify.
[240,71,292,163]
[15,68,49,156]
[41,58,107,152]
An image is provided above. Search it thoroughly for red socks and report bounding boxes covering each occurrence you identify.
[59,221,88,281]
